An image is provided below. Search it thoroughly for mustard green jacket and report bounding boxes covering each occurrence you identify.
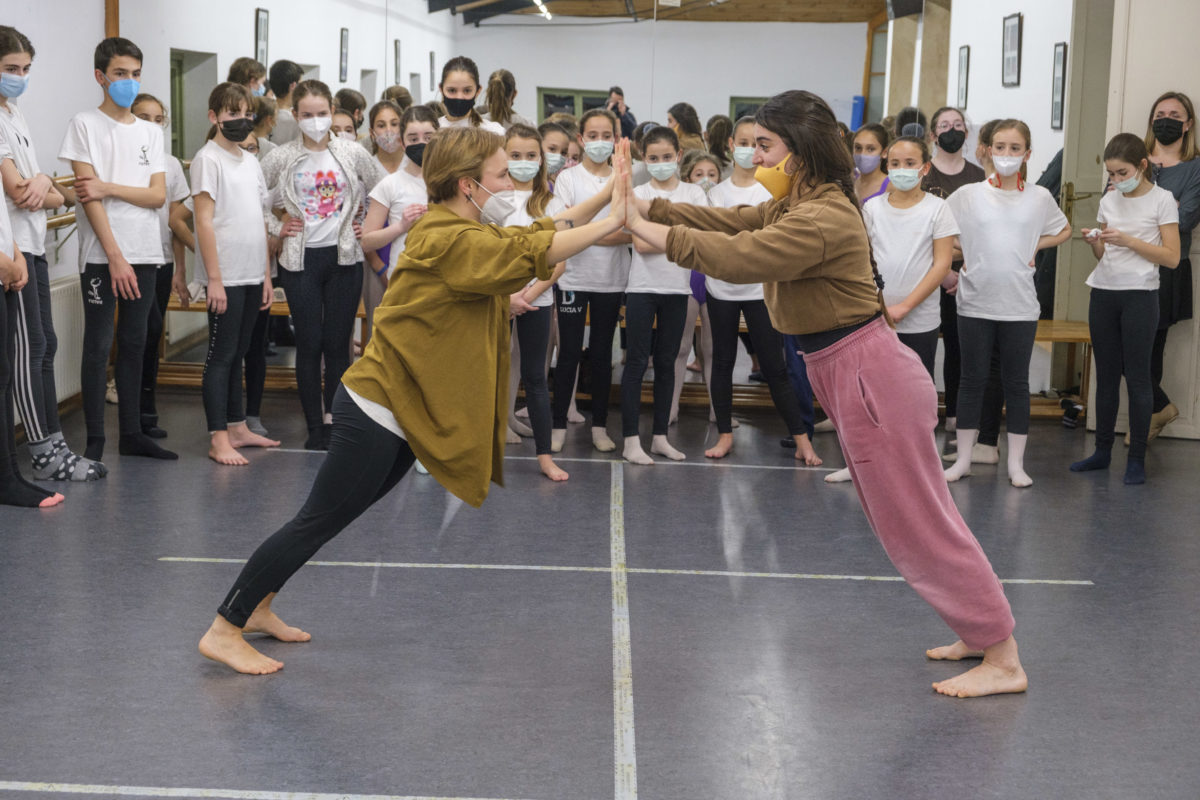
[343,204,555,507]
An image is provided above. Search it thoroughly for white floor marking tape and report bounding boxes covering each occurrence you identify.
[0,781,536,800]
[610,462,638,800]
[158,558,1093,586]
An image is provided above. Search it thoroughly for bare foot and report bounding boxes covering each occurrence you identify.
[932,635,1028,698]
[243,605,312,643]
[705,433,734,459]
[794,434,823,466]
[537,454,570,482]
[926,639,984,661]
[227,423,281,449]
[198,616,284,675]
[209,433,249,467]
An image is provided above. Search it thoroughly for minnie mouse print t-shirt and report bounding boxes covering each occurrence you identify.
[293,148,347,248]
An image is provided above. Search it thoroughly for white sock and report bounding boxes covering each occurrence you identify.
[650,434,686,461]
[551,428,566,453]
[623,436,654,465]
[945,416,957,433]
[824,466,852,484]
[567,406,586,424]
[506,426,522,444]
[972,443,1000,464]
[515,406,530,420]
[592,426,616,452]
[509,418,533,438]
[415,460,429,475]
[944,429,978,482]
[1007,432,1033,487]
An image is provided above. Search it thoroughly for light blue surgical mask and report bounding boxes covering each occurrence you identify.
[733,146,755,169]
[253,83,267,97]
[544,152,566,175]
[0,73,29,99]
[1115,172,1141,194]
[583,139,614,163]
[507,159,541,183]
[647,161,678,182]
[888,168,923,192]
[105,77,141,109]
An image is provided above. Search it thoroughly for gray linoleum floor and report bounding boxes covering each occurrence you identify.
[2,388,1199,800]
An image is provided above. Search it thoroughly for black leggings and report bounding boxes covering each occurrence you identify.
[277,247,361,432]
[1150,327,1172,413]
[897,329,940,380]
[218,386,415,627]
[80,263,158,442]
[942,288,1003,441]
[708,296,806,436]
[514,306,553,455]
[1090,288,1158,458]
[553,289,622,428]
[140,262,174,424]
[621,292,688,437]
[203,284,263,432]
[244,308,270,418]
[1,290,21,484]
[12,253,60,442]
[957,316,1037,436]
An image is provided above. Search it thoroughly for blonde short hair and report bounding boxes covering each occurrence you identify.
[423,127,505,204]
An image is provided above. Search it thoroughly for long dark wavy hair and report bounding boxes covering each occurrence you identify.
[755,90,888,301]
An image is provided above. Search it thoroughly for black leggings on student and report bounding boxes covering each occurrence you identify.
[1,290,21,483]
[244,308,270,419]
[621,292,688,437]
[276,247,361,434]
[708,296,806,436]
[514,306,553,455]
[942,287,1004,443]
[80,263,158,446]
[140,262,174,427]
[203,284,264,432]
[956,315,1037,436]
[1090,288,1158,459]
[896,329,940,379]
[218,386,415,627]
[11,253,60,443]
[553,288,622,429]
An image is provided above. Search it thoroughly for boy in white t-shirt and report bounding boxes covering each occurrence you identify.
[191,83,279,466]
[59,37,173,462]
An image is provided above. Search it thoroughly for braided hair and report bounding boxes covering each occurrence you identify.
[754,90,891,321]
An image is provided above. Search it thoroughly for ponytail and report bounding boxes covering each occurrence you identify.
[486,69,517,126]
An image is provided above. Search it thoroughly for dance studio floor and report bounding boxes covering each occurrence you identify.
[2,388,1199,800]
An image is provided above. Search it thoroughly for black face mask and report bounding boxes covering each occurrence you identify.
[220,118,255,143]
[405,142,427,167]
[937,128,967,154]
[1153,117,1186,146]
[443,96,476,118]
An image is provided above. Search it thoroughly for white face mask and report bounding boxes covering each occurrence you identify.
[544,152,567,175]
[472,180,516,224]
[298,116,333,143]
[336,130,357,142]
[733,146,756,169]
[992,155,1024,177]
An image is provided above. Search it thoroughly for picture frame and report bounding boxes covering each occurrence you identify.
[429,51,436,92]
[339,28,349,83]
[393,39,401,86]
[254,8,268,67]
[1002,13,1022,87]
[1051,42,1068,130]
[957,45,970,109]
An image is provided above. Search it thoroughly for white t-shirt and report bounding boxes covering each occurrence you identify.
[1088,184,1179,291]
[292,148,348,248]
[948,181,1068,321]
[0,101,48,256]
[0,182,14,260]
[863,192,960,334]
[705,178,772,301]
[367,167,428,278]
[58,109,166,268]
[189,140,270,287]
[437,116,505,136]
[158,154,190,264]
[628,180,708,295]
[553,164,630,292]
[270,107,299,144]
[497,188,565,307]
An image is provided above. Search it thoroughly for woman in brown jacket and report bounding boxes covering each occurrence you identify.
[198,129,633,675]
[625,90,1026,699]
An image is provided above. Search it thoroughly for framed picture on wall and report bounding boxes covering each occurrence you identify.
[254,8,268,66]
[339,28,349,83]
[957,46,970,108]
[1051,42,1068,130]
[429,52,436,92]
[1002,13,1022,87]
[393,40,401,85]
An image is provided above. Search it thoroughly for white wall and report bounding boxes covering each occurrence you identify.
[456,18,868,127]
[946,0,1074,179]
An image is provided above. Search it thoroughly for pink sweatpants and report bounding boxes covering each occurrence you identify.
[803,318,1015,650]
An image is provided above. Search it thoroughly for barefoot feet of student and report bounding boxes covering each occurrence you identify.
[198,616,284,675]
[932,635,1027,698]
[537,454,570,482]
[243,597,312,643]
[209,432,249,466]
[705,433,734,459]
[794,434,823,466]
[227,423,281,449]
[926,639,984,661]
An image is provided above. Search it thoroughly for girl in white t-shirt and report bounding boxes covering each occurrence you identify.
[551,108,630,454]
[495,124,570,481]
[361,104,436,280]
[436,56,504,135]
[704,117,822,465]
[945,119,1071,488]
[357,99,406,343]
[1072,133,1181,484]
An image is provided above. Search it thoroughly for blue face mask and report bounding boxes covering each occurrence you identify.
[507,159,541,183]
[0,73,29,99]
[253,83,267,97]
[1115,172,1141,194]
[888,168,923,192]
[583,139,614,163]
[105,77,141,109]
[733,146,756,169]
[544,152,566,175]
[647,161,678,181]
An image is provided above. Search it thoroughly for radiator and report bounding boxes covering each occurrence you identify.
[49,276,84,400]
